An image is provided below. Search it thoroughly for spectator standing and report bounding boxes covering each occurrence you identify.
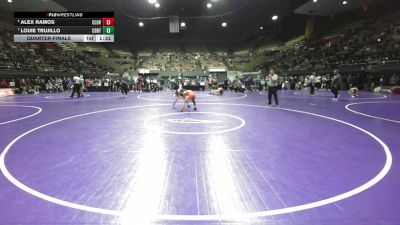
[9,79,15,90]
[0,79,8,88]
[207,75,213,90]
[309,72,316,95]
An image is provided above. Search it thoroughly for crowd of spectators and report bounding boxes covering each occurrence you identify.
[0,77,67,94]
[255,12,400,72]
[139,51,226,71]
[133,11,400,75]
[0,75,167,94]
[0,32,113,75]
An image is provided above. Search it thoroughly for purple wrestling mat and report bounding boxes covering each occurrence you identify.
[0,90,399,225]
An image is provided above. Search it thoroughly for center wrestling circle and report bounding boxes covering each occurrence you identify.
[144,112,246,135]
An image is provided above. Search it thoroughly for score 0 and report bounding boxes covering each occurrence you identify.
[102,18,115,26]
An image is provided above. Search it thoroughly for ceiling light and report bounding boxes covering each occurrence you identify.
[260,26,263,30]
[342,1,348,5]
[313,0,318,2]
[222,22,227,27]
[155,2,160,7]
[207,3,212,8]
[139,22,144,27]
[148,0,157,4]
[180,22,186,27]
[7,0,12,3]
[272,15,278,21]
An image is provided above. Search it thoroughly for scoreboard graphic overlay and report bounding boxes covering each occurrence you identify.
[14,12,114,42]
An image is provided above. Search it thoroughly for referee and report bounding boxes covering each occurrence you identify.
[121,73,130,97]
[70,75,82,98]
[267,68,279,106]
[331,69,342,101]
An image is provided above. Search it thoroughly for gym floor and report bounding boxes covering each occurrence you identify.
[0,90,399,225]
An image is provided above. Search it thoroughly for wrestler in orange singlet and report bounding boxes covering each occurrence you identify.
[181,90,197,112]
